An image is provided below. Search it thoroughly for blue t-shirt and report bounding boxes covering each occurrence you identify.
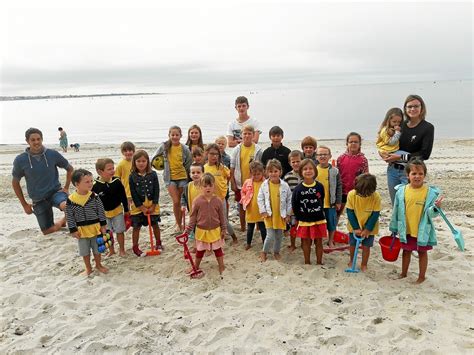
[12,147,70,202]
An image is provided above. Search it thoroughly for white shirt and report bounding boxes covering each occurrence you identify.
[227,117,261,140]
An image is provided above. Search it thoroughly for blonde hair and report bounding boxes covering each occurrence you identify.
[201,172,215,186]
[242,125,255,133]
[95,158,114,172]
[265,159,282,173]
[317,145,332,155]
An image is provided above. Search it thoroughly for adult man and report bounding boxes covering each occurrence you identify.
[12,128,73,235]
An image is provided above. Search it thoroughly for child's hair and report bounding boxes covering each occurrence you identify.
[186,124,204,149]
[317,145,332,155]
[235,96,249,106]
[131,150,152,173]
[346,132,362,153]
[205,143,222,167]
[215,135,227,145]
[58,127,63,131]
[121,141,136,152]
[298,158,318,178]
[404,94,427,121]
[249,161,264,174]
[72,168,93,186]
[301,136,317,149]
[242,125,255,133]
[190,162,204,172]
[192,146,204,158]
[378,108,404,134]
[288,150,303,161]
[164,125,182,152]
[25,127,43,140]
[266,159,282,173]
[354,173,377,197]
[405,158,427,179]
[95,158,114,172]
[201,172,215,186]
[269,126,284,137]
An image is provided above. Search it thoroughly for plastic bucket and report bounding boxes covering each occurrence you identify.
[334,231,349,244]
[379,236,401,262]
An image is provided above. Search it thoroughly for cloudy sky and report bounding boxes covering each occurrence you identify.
[1,1,472,95]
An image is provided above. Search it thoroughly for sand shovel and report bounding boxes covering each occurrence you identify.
[176,232,204,279]
[145,214,161,256]
[437,208,465,251]
[345,233,363,273]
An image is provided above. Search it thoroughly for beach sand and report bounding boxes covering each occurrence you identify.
[0,139,472,353]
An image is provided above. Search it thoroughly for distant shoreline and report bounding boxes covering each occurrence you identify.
[0,92,162,102]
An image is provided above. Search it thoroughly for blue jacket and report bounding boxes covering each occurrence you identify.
[389,184,440,246]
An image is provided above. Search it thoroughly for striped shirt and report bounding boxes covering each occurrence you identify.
[66,192,107,234]
[283,170,301,192]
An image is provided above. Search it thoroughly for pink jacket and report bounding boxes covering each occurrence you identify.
[240,178,255,210]
[336,151,369,195]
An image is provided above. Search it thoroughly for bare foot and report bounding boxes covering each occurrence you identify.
[260,252,267,262]
[398,273,408,279]
[274,253,281,261]
[327,242,336,248]
[232,235,238,245]
[96,265,109,274]
[415,276,426,284]
[288,245,296,252]
[245,244,251,250]
[361,265,368,272]
[205,250,212,257]
[316,261,324,265]
[219,264,225,274]
[107,249,116,257]
[82,268,93,276]
[240,226,246,232]
[119,250,127,257]
[348,260,353,267]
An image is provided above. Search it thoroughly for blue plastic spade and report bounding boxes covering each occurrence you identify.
[345,234,363,273]
[437,208,465,251]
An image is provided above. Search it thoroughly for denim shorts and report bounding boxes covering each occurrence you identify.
[324,207,337,232]
[32,191,68,231]
[349,233,374,247]
[166,179,188,188]
[106,213,126,234]
[77,237,99,256]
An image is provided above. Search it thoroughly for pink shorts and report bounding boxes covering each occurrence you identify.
[296,223,328,239]
[401,235,433,252]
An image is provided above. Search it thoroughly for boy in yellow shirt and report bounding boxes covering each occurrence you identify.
[115,141,135,208]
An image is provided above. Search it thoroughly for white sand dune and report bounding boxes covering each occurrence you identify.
[1,139,472,353]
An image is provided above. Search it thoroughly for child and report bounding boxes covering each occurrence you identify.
[389,159,442,284]
[336,132,369,221]
[66,169,108,275]
[129,150,162,257]
[257,159,292,262]
[204,144,238,243]
[186,124,205,152]
[153,126,192,231]
[230,124,264,232]
[261,126,292,177]
[192,146,205,165]
[376,107,408,159]
[301,136,318,163]
[284,150,303,251]
[58,127,68,153]
[240,161,266,250]
[115,141,135,208]
[227,96,261,148]
[215,135,231,168]
[345,173,381,272]
[315,146,342,248]
[70,143,80,152]
[182,163,203,252]
[291,159,326,265]
[92,158,130,256]
[185,173,226,276]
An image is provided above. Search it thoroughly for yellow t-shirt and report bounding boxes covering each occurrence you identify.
[69,191,101,238]
[195,226,221,243]
[240,144,255,184]
[204,164,230,200]
[264,181,286,230]
[345,190,381,234]
[376,127,399,154]
[316,166,330,208]
[169,144,187,180]
[246,180,264,223]
[130,197,161,216]
[187,182,200,213]
[115,159,132,198]
[405,185,428,237]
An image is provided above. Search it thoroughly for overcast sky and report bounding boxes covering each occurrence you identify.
[1,1,472,95]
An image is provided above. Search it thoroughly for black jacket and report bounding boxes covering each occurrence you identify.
[92,177,129,213]
[129,171,159,207]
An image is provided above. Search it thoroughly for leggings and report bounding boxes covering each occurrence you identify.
[262,228,284,253]
[246,222,266,245]
[196,248,224,258]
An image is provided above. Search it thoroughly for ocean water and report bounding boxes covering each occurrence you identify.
[1,80,472,145]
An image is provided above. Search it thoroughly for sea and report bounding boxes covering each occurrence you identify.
[1,80,472,145]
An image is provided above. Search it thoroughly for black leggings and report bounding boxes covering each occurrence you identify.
[247,222,267,245]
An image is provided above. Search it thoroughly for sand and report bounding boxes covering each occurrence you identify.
[0,139,473,354]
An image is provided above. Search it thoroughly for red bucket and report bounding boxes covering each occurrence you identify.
[334,231,349,244]
[379,236,401,262]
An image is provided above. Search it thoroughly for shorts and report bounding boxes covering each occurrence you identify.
[349,233,374,247]
[324,208,337,232]
[32,191,68,231]
[401,235,433,252]
[78,237,99,257]
[166,179,188,188]
[130,213,161,228]
[234,189,242,204]
[106,213,126,234]
[296,223,328,239]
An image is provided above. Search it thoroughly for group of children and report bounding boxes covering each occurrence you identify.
[65,96,442,284]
